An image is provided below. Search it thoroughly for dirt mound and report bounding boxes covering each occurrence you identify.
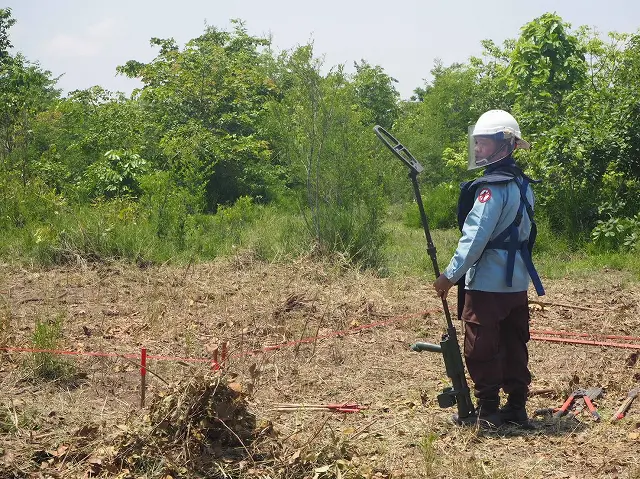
[102,373,260,477]
[92,373,377,478]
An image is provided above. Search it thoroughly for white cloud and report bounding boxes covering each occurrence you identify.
[87,18,117,40]
[45,18,117,58]
[47,34,99,57]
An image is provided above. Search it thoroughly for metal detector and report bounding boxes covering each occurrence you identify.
[373,125,476,423]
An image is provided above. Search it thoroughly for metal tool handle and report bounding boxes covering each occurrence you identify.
[374,125,475,421]
[583,396,601,421]
[553,394,575,418]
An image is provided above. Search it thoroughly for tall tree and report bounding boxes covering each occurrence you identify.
[0,7,15,64]
[263,46,388,267]
[352,60,399,129]
[0,9,59,185]
[117,21,280,210]
[508,13,587,134]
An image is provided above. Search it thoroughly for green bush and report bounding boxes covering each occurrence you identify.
[590,202,640,252]
[404,182,458,230]
[0,198,164,266]
[0,175,66,230]
[139,171,204,248]
[77,150,148,201]
[47,200,159,264]
[0,186,313,266]
[184,196,262,258]
[314,195,388,269]
[263,48,390,270]
[246,207,309,261]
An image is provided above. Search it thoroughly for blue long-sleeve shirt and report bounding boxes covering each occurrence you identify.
[443,179,534,292]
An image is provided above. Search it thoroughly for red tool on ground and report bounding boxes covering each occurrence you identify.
[274,402,368,413]
[534,387,602,421]
[611,388,639,421]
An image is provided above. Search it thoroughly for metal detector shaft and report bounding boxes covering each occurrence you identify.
[374,125,475,420]
[373,125,452,324]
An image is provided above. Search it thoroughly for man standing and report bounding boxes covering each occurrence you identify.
[432,110,545,428]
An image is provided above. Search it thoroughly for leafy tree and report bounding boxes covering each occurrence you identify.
[469,39,515,113]
[117,21,281,211]
[32,87,146,197]
[508,13,587,134]
[0,7,15,64]
[0,10,60,230]
[394,62,483,188]
[264,45,387,267]
[0,54,59,177]
[0,8,60,184]
[352,60,399,128]
[78,149,148,200]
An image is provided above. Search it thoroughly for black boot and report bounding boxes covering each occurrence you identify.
[452,398,503,428]
[500,393,532,428]
[476,398,503,429]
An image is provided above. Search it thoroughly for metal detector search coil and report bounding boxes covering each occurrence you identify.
[373,125,424,174]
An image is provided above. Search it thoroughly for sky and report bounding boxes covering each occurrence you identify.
[5,0,640,100]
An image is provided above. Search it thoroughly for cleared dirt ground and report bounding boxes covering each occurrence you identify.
[0,253,639,478]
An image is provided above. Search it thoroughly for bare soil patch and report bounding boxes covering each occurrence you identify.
[0,254,639,478]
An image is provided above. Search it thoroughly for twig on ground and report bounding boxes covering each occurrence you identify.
[216,417,256,465]
[530,300,615,313]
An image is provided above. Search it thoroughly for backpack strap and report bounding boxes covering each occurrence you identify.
[485,177,545,296]
[456,168,519,231]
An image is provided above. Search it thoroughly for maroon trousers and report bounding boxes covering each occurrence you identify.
[461,290,531,400]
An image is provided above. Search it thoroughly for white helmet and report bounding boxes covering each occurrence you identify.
[467,110,530,169]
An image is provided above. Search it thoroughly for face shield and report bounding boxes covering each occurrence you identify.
[467,126,523,170]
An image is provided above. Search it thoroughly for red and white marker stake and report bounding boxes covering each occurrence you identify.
[140,348,147,408]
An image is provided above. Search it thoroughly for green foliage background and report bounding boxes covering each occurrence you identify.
[2,8,640,274]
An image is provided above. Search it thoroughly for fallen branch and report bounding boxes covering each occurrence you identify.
[528,388,555,397]
[273,402,367,413]
[529,300,616,313]
[531,335,640,350]
[531,329,640,343]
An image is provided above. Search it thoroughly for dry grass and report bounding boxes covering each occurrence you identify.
[0,252,639,478]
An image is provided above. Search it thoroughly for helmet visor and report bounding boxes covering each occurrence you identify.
[467,126,517,170]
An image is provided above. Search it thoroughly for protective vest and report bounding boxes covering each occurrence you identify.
[457,164,545,296]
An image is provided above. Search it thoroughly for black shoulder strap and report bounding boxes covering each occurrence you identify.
[457,166,521,231]
[456,180,476,231]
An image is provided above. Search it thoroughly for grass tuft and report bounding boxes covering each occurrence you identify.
[27,314,76,382]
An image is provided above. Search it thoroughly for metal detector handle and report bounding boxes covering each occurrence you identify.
[374,125,452,328]
[374,125,475,421]
[373,125,424,174]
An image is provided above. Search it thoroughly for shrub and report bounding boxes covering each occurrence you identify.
[404,182,458,230]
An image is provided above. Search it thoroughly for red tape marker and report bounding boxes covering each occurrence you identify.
[140,348,147,376]
[211,347,220,371]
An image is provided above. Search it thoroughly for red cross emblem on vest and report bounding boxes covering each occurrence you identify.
[478,188,492,203]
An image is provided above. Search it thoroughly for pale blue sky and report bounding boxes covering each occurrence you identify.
[5,0,640,99]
